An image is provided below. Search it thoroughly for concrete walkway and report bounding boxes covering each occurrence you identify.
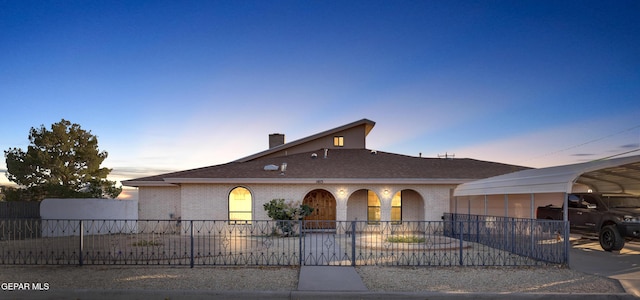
[297,266,367,291]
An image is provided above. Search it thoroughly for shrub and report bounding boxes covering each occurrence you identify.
[386,236,426,243]
[263,199,313,236]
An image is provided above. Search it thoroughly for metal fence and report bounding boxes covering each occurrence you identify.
[0,217,568,267]
[442,213,569,264]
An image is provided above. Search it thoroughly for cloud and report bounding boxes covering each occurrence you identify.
[620,143,640,149]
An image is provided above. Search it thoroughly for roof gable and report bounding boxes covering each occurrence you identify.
[234,118,375,162]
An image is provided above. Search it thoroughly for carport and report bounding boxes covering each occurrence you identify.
[452,155,640,221]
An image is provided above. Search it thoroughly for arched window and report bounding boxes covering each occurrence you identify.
[229,187,252,223]
[391,191,402,224]
[367,190,380,224]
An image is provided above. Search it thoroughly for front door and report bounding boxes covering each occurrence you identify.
[303,189,336,229]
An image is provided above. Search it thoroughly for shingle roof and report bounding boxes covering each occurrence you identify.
[124,149,529,186]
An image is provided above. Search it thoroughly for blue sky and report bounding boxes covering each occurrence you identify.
[1,0,639,197]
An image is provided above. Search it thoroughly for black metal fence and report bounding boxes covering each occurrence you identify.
[0,217,568,267]
[442,213,569,264]
[0,202,41,240]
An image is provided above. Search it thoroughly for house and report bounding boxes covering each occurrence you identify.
[122,119,527,227]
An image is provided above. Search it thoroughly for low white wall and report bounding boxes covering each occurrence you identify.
[40,198,138,237]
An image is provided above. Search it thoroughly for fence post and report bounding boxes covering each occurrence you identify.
[79,220,84,266]
[299,220,304,266]
[351,221,356,266]
[475,215,479,243]
[564,221,570,265]
[511,219,516,254]
[458,220,463,266]
[190,220,194,268]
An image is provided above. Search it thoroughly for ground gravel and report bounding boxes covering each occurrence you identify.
[0,265,625,294]
[357,265,625,294]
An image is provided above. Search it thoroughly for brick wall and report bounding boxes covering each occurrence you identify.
[139,183,457,222]
[138,186,181,220]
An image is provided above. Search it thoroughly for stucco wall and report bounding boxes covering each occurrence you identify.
[40,198,138,237]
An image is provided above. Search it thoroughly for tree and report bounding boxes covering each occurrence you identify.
[4,119,121,201]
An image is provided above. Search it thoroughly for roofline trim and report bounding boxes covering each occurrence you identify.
[121,181,178,187]
[161,177,473,185]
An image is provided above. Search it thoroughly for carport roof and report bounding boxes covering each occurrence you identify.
[453,155,640,196]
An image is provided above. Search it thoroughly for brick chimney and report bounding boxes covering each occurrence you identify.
[269,133,285,148]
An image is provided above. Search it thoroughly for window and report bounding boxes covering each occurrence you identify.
[229,187,252,223]
[333,136,344,147]
[367,190,380,224]
[391,191,402,224]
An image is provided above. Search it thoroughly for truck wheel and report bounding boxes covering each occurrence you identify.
[599,225,625,251]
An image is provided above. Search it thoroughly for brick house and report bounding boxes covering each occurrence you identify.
[122,119,526,226]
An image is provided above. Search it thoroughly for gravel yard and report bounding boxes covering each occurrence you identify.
[0,265,625,294]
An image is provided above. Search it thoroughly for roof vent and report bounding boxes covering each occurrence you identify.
[438,152,455,159]
[311,153,318,159]
[264,164,279,171]
[324,148,328,159]
[371,150,377,155]
[280,162,287,175]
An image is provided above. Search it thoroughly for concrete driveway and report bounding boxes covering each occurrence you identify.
[570,237,640,297]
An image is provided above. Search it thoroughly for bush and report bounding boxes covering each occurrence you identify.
[386,236,426,243]
[263,199,313,236]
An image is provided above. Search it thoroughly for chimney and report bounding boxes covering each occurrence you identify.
[269,133,285,148]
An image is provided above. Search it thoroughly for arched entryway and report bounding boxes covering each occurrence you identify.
[303,189,336,229]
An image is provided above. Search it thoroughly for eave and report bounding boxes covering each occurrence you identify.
[161,177,474,185]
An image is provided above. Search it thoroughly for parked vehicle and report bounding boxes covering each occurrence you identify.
[537,193,640,251]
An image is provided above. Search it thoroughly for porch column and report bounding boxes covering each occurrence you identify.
[380,188,392,222]
[335,194,348,234]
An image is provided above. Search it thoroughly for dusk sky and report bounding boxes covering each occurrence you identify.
[1,1,639,198]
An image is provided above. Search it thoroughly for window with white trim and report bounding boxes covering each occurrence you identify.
[229,187,252,223]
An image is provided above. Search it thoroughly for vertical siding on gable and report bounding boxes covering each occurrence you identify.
[258,124,369,159]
